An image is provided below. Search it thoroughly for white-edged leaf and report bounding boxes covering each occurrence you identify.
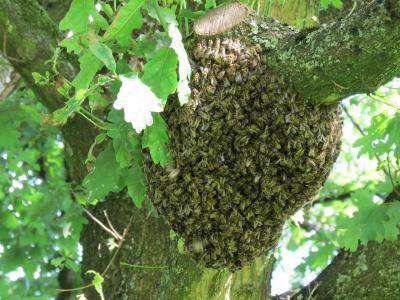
[113,76,163,133]
[168,23,191,105]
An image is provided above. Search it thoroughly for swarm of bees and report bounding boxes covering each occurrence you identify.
[144,37,342,270]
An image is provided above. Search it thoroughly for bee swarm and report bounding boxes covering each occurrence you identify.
[144,37,342,270]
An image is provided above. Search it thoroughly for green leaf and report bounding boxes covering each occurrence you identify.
[177,239,185,253]
[60,0,108,34]
[125,164,147,208]
[89,42,116,72]
[83,144,123,200]
[141,47,178,104]
[50,257,65,267]
[302,244,335,271]
[60,35,84,54]
[86,271,105,300]
[179,9,204,20]
[142,113,171,166]
[73,51,104,90]
[106,109,147,207]
[103,0,146,47]
[52,90,87,125]
[384,112,400,159]
[32,71,50,85]
[86,133,107,164]
[65,258,80,272]
[106,109,141,168]
[353,112,390,159]
[205,0,216,10]
[331,0,343,9]
[0,102,39,149]
[337,201,400,251]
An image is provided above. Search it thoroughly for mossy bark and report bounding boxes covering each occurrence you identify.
[205,1,400,104]
[1,0,400,299]
[291,240,400,299]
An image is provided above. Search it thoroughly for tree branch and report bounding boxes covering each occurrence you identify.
[194,1,400,104]
[284,186,400,299]
[0,0,96,182]
[268,0,400,103]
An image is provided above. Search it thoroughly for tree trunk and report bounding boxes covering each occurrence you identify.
[1,1,400,299]
[81,193,274,300]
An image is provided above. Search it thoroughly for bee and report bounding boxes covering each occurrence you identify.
[193,43,206,59]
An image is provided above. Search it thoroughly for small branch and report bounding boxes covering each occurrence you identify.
[2,32,24,63]
[120,262,168,269]
[57,216,133,295]
[343,106,390,178]
[104,210,123,241]
[83,207,121,241]
[101,216,132,275]
[289,185,400,299]
[342,106,366,137]
[367,94,400,111]
[312,191,353,205]
[57,283,93,293]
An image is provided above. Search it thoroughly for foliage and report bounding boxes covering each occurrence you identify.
[86,270,105,300]
[0,88,85,298]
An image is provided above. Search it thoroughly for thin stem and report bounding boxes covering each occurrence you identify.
[152,0,169,33]
[343,106,390,178]
[101,217,132,275]
[57,283,93,293]
[368,94,400,111]
[83,207,121,241]
[104,210,123,240]
[77,110,107,131]
[120,262,168,269]
[80,106,106,125]
[57,217,133,294]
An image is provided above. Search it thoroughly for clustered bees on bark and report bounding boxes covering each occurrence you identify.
[144,36,342,270]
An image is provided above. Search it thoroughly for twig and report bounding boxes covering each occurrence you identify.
[57,283,93,293]
[83,207,121,241]
[332,80,350,90]
[312,190,354,205]
[386,156,397,189]
[57,216,133,294]
[2,32,24,63]
[101,216,133,275]
[367,94,400,111]
[104,210,123,240]
[120,262,168,269]
[342,106,390,178]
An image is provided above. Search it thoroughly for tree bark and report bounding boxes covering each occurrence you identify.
[1,1,400,299]
[289,240,400,299]
[268,0,400,103]
[206,0,400,103]
[288,187,400,300]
